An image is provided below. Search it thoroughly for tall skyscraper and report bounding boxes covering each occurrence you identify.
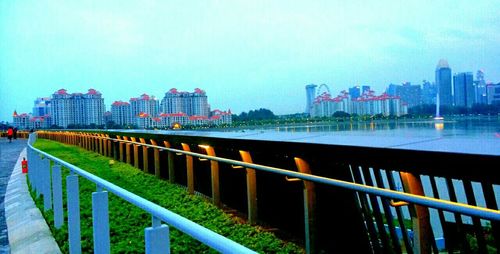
[474,70,487,104]
[453,72,474,107]
[435,59,453,106]
[33,97,51,117]
[386,82,422,108]
[487,83,500,105]
[305,84,317,115]
[349,86,361,100]
[362,85,371,95]
[421,80,437,105]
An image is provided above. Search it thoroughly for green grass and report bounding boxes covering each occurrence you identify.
[31,139,304,253]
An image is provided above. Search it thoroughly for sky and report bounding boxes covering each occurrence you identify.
[1,0,499,121]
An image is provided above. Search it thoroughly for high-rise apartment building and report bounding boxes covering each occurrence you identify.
[305,84,317,115]
[453,72,474,107]
[111,101,132,126]
[311,90,406,117]
[83,89,105,126]
[130,94,159,118]
[51,89,74,127]
[50,88,105,128]
[160,88,209,117]
[435,59,453,106]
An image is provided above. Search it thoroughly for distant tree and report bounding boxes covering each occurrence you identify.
[332,111,350,118]
[409,104,436,115]
[235,108,276,121]
[246,108,275,120]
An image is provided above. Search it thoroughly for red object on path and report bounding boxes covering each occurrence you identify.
[22,158,28,173]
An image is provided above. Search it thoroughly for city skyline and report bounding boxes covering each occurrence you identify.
[1,0,500,121]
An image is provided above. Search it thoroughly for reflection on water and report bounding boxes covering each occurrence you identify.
[232,117,500,139]
[434,122,444,130]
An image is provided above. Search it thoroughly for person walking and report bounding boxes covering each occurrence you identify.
[13,127,18,140]
[7,127,13,143]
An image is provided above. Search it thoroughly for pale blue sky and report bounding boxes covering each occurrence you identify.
[1,0,499,121]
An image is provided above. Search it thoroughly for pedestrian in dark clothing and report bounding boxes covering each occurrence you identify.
[13,127,18,139]
[29,128,34,133]
[7,127,13,143]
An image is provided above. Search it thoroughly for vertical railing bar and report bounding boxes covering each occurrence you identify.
[67,173,82,254]
[52,164,64,228]
[35,154,41,198]
[445,178,471,252]
[429,176,453,254]
[145,215,170,254]
[351,165,382,253]
[385,170,414,254]
[43,158,53,211]
[181,143,194,194]
[92,190,110,254]
[462,180,487,253]
[360,165,391,253]
[373,169,402,253]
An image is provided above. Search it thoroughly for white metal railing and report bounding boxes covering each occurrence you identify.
[27,133,257,254]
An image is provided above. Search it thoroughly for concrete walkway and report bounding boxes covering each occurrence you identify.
[4,147,61,253]
[0,138,28,253]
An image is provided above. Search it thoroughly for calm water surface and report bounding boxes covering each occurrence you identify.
[235,117,500,139]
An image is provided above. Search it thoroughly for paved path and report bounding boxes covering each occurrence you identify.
[0,138,27,253]
[1,139,61,253]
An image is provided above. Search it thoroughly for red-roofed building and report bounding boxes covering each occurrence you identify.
[210,109,232,125]
[311,89,407,117]
[13,112,30,129]
[51,88,105,127]
[160,88,209,117]
[111,101,132,126]
[158,112,188,128]
[129,94,159,122]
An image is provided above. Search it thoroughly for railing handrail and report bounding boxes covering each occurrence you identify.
[28,134,257,254]
[92,135,500,222]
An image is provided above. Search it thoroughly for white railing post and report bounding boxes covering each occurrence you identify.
[92,189,110,254]
[43,158,52,211]
[145,216,170,254]
[35,155,41,198]
[27,147,33,186]
[52,164,64,228]
[67,174,82,254]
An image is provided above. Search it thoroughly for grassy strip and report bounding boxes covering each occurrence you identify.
[31,139,303,253]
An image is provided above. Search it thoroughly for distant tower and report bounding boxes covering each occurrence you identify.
[435,59,453,106]
[453,72,474,107]
[349,86,361,99]
[475,70,487,104]
[305,84,317,115]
